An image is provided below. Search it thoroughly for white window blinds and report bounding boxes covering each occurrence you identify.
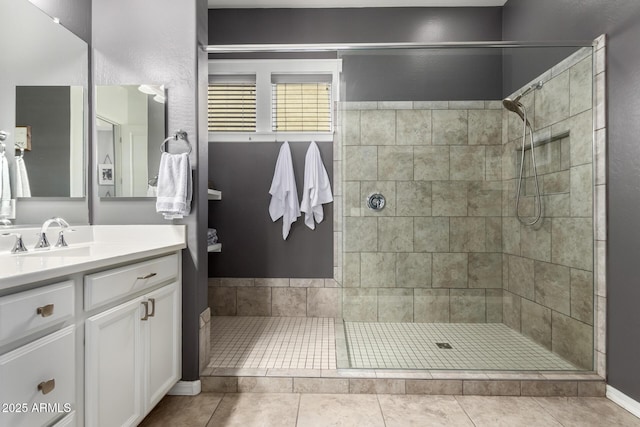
[208,78,257,132]
[271,74,332,132]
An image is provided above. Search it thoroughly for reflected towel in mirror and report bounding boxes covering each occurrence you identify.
[14,157,31,198]
[0,154,11,217]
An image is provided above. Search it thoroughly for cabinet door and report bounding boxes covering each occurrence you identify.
[144,282,181,409]
[85,298,144,427]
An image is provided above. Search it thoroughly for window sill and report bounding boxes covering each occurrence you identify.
[208,132,334,143]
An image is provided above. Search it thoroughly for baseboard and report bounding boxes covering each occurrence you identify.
[607,385,640,418]
[168,380,202,396]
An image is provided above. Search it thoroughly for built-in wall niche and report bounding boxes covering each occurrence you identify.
[95,85,166,198]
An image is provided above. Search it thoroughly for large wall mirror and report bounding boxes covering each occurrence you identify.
[0,0,88,222]
[96,85,166,198]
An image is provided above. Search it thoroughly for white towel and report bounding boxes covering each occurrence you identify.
[0,154,12,217]
[14,157,31,198]
[300,141,333,230]
[155,152,192,220]
[269,141,300,240]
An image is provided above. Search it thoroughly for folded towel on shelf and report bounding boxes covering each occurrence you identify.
[269,141,300,240]
[207,228,218,245]
[0,154,12,218]
[300,141,333,230]
[155,152,192,220]
[14,156,31,198]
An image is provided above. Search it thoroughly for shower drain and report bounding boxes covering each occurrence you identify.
[436,342,453,349]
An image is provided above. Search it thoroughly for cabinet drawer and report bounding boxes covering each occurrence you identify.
[0,281,74,344]
[0,326,75,427]
[84,254,178,311]
[53,411,76,427]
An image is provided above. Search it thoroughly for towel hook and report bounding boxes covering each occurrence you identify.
[160,129,192,154]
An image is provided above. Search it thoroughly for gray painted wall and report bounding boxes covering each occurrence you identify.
[503,0,640,402]
[206,7,502,280]
[208,141,333,278]
[92,0,208,381]
[15,86,71,197]
[209,8,503,101]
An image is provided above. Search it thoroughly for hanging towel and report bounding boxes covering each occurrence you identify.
[0,154,11,217]
[300,141,333,230]
[155,152,192,220]
[14,157,31,198]
[269,141,300,240]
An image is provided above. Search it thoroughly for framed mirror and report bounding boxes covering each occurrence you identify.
[0,0,88,222]
[96,85,167,198]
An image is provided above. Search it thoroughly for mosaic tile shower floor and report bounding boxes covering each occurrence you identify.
[210,317,337,370]
[210,317,580,371]
[344,322,578,370]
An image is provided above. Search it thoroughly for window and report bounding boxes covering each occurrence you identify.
[208,59,341,142]
[208,84,256,132]
[271,75,332,132]
[208,75,256,132]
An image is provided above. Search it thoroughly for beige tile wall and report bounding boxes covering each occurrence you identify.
[501,46,599,370]
[208,278,342,318]
[340,100,504,323]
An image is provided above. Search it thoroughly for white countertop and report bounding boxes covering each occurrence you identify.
[0,225,187,292]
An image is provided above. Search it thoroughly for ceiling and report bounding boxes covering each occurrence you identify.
[208,0,508,8]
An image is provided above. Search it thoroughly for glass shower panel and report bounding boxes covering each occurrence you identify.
[336,45,595,371]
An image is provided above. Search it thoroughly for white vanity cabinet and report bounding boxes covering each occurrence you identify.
[0,225,186,427]
[84,255,181,427]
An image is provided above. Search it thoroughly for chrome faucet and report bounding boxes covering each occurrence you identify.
[2,232,28,253]
[0,218,11,227]
[35,217,71,250]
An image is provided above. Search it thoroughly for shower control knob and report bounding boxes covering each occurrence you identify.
[367,193,386,211]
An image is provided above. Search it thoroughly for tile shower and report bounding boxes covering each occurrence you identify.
[338,46,599,371]
[207,43,605,377]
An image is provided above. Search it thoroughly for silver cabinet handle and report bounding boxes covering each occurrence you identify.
[37,304,54,317]
[141,301,150,321]
[38,379,55,395]
[148,298,156,317]
[137,273,157,280]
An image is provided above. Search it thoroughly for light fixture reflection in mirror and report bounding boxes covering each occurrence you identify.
[96,85,166,198]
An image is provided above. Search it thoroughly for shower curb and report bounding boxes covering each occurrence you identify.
[199,372,605,397]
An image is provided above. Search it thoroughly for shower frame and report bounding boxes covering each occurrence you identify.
[207,38,605,374]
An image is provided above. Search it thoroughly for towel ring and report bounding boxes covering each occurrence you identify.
[160,130,192,154]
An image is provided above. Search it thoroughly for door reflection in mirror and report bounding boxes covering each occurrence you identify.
[15,86,84,197]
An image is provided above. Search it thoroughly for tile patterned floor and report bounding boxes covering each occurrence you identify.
[210,317,336,370]
[140,393,640,427]
[344,322,578,370]
[211,317,580,372]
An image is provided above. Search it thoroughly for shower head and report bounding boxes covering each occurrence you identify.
[502,98,525,121]
[502,81,544,122]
